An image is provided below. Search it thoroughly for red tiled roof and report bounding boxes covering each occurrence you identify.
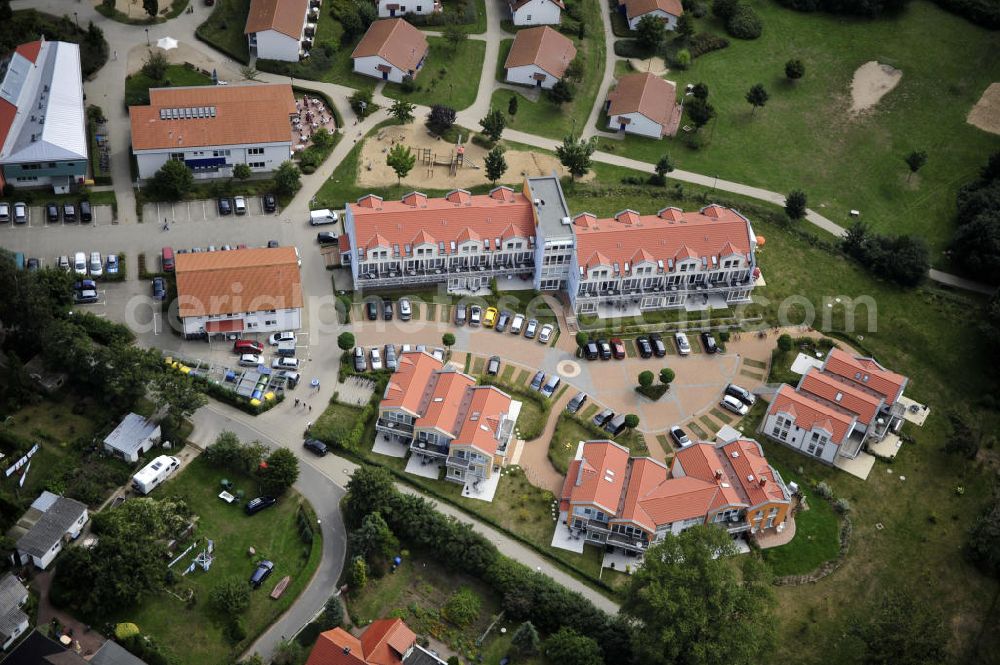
[632,475,721,527]
[769,384,856,444]
[453,386,514,457]
[305,619,415,665]
[799,368,882,425]
[350,187,535,254]
[305,628,365,665]
[617,456,668,531]
[382,352,444,416]
[130,84,296,151]
[416,370,476,435]
[621,0,683,20]
[674,444,743,507]
[245,0,308,39]
[720,440,788,507]
[0,100,16,162]
[606,72,677,133]
[822,348,907,405]
[562,441,630,514]
[572,205,753,271]
[15,41,42,64]
[504,27,577,79]
[174,247,302,319]
[351,19,428,73]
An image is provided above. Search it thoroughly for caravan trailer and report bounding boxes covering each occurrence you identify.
[132,455,180,495]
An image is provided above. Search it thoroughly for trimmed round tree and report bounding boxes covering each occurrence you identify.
[337,332,355,351]
[659,368,675,385]
[638,371,655,388]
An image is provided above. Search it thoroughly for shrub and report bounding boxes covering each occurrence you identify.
[777,334,793,352]
[835,498,852,514]
[638,371,654,388]
[712,0,740,19]
[673,49,692,69]
[210,576,251,614]
[443,587,481,627]
[727,5,763,39]
[225,617,248,643]
[815,481,833,499]
[400,75,416,93]
[688,33,730,58]
[349,89,375,118]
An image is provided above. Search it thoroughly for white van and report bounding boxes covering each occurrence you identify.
[309,209,338,226]
[73,251,87,275]
[132,455,180,495]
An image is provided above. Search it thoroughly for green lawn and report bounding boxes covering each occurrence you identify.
[195,0,251,62]
[119,457,322,665]
[124,64,213,107]
[548,412,645,474]
[593,1,1000,259]
[383,38,486,111]
[489,0,606,139]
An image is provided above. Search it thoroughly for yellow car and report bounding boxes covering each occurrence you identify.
[483,307,499,328]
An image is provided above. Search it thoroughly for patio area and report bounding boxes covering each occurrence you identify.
[833,450,876,480]
[869,432,903,459]
[460,470,501,503]
[898,396,931,426]
[291,94,337,154]
[602,548,642,573]
[550,511,586,553]
[372,437,409,458]
[405,455,443,479]
[754,513,797,549]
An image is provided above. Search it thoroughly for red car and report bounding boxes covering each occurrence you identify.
[233,340,264,354]
[610,337,626,359]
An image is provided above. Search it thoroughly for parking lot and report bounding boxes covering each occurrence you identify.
[142,195,278,225]
[0,203,114,230]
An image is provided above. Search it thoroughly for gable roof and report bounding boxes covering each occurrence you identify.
[509,0,565,10]
[130,83,296,151]
[821,348,907,405]
[351,19,428,73]
[798,368,883,425]
[452,386,516,457]
[90,640,151,665]
[720,439,789,507]
[621,0,683,19]
[2,630,87,665]
[0,573,28,645]
[305,619,416,665]
[606,72,677,131]
[560,441,630,514]
[174,247,303,319]
[245,0,309,39]
[102,413,159,457]
[382,352,445,416]
[16,494,87,558]
[769,384,856,443]
[415,370,477,435]
[504,27,577,79]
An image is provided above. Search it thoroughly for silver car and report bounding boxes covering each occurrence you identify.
[524,319,538,339]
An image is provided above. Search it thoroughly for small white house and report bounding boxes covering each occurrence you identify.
[619,0,683,31]
[352,19,429,83]
[377,0,442,18]
[103,413,161,463]
[504,26,577,90]
[14,492,88,570]
[0,573,29,650]
[508,0,564,26]
[605,72,680,139]
[245,0,310,62]
[132,456,181,495]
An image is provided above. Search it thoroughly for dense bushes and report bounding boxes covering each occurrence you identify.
[841,223,929,287]
[688,32,730,58]
[775,0,909,17]
[931,0,1000,28]
[950,152,1000,284]
[726,4,764,39]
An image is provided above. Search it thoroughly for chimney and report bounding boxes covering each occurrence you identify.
[342,646,351,655]
[759,477,767,487]
[714,469,722,480]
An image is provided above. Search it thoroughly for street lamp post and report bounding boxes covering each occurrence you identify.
[145,28,150,47]
[73,12,79,29]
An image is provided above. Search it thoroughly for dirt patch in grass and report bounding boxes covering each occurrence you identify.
[968,82,1000,135]
[850,61,902,113]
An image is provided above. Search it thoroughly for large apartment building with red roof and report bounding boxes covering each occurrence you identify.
[762,347,909,467]
[376,351,521,493]
[556,438,790,559]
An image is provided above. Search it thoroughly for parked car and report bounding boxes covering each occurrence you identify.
[495,310,511,333]
[238,353,262,367]
[89,251,103,277]
[261,193,276,213]
[510,313,525,335]
[538,324,554,344]
[233,196,247,215]
[584,340,599,360]
[383,300,394,321]
[365,300,378,321]
[530,370,545,391]
[272,357,299,370]
[540,374,561,398]
[369,348,383,371]
[106,254,119,275]
[234,339,264,354]
[249,560,274,588]
[276,370,300,388]
[74,278,97,292]
[0,202,8,222]
[73,251,87,275]
[316,231,338,245]
[399,298,412,321]
[46,202,59,223]
[62,203,76,222]
[674,332,691,356]
[636,336,653,358]
[74,288,99,304]
[669,426,691,448]
[721,395,750,416]
[245,496,277,515]
[269,331,295,345]
[57,255,70,272]
[725,383,757,407]
[13,202,27,224]
[469,305,482,326]
[598,339,612,360]
[610,337,626,359]
[487,355,501,376]
[567,391,588,413]
[79,200,92,223]
[701,332,718,354]
[524,318,538,339]
[304,438,327,456]
[161,247,175,272]
[218,197,232,215]
[483,307,498,328]
[592,408,614,427]
[455,302,467,325]
[353,346,367,371]
[604,414,627,436]
[309,209,338,225]
[649,332,667,357]
[151,277,167,301]
[384,344,397,371]
[432,347,444,362]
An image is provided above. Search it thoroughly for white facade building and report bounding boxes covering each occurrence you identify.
[245,0,310,62]
[351,19,429,83]
[508,0,564,26]
[504,26,576,90]
[377,0,442,17]
[13,492,88,570]
[619,0,683,30]
[605,72,681,139]
[103,412,161,463]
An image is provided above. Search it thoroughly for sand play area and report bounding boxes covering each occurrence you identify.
[968,83,1000,135]
[112,0,171,17]
[357,123,592,189]
[627,57,669,77]
[851,61,902,113]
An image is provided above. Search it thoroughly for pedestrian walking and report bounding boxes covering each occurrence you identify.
[113,50,117,61]
[294,398,299,407]
[309,404,312,412]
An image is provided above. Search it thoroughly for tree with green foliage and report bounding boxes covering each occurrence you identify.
[785,58,805,80]
[238,655,265,665]
[635,15,666,51]
[511,621,540,656]
[548,79,575,104]
[386,144,416,184]
[273,160,301,197]
[746,83,769,115]
[785,189,807,220]
[575,331,589,349]
[322,597,344,629]
[257,447,299,496]
[142,0,158,16]
[350,556,368,590]
[349,511,399,562]
[692,82,709,100]
[151,369,208,435]
[848,590,948,665]
[0,1,12,21]
[141,50,168,81]
[150,159,193,201]
[676,13,695,40]
[442,333,456,349]
[638,371,654,388]
[727,4,763,40]
[685,98,716,130]
[337,332,355,351]
[659,367,675,385]
[311,127,335,150]
[480,108,506,142]
[712,0,740,20]
[240,65,259,81]
[344,466,396,528]
[484,146,508,185]
[674,48,692,70]
[426,105,457,135]
[233,163,252,181]
[655,154,675,177]
[543,628,603,665]
[444,24,468,49]
[389,99,416,124]
[623,526,775,665]
[272,640,304,665]
[508,94,518,116]
[556,134,596,181]
[624,414,640,431]
[349,89,375,118]
[211,576,251,614]
[777,333,793,352]
[966,492,1000,578]
[905,150,928,181]
[443,587,481,627]
[203,431,268,474]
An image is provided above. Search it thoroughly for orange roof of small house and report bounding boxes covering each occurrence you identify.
[245,0,309,39]
[381,352,444,416]
[821,348,907,405]
[621,0,683,20]
[351,19,428,73]
[305,618,416,665]
[504,27,577,79]
[768,384,856,443]
[606,72,677,131]
[561,441,630,514]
